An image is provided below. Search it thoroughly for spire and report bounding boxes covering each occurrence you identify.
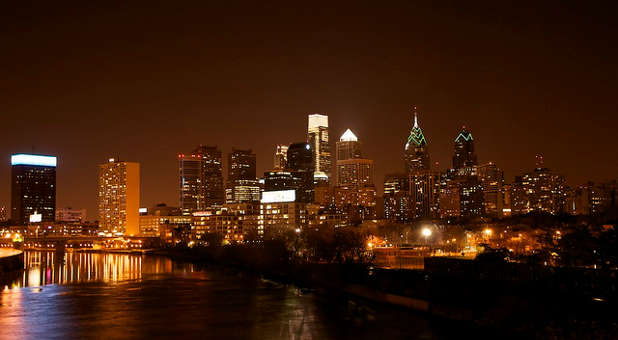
[413,105,419,128]
[405,105,427,150]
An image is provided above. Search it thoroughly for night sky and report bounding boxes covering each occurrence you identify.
[1,2,617,220]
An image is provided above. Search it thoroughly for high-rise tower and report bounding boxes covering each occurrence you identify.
[452,127,477,169]
[226,149,259,203]
[307,114,331,180]
[404,106,430,173]
[194,145,224,206]
[273,144,289,170]
[98,158,140,235]
[10,154,57,225]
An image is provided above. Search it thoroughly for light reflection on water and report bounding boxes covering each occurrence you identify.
[6,251,189,288]
[0,251,448,339]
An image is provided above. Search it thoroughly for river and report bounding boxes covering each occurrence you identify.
[0,251,466,339]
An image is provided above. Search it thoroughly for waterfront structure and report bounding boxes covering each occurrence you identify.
[192,203,261,241]
[10,154,57,225]
[287,142,315,203]
[97,158,140,235]
[226,149,259,204]
[55,207,87,223]
[307,114,331,180]
[273,144,289,170]
[404,106,430,173]
[452,127,477,169]
[139,214,191,237]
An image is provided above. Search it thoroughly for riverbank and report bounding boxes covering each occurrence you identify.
[153,245,617,338]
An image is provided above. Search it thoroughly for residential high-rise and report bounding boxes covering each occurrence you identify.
[452,127,477,169]
[226,149,259,203]
[287,142,315,203]
[98,158,140,235]
[273,144,289,170]
[404,106,430,173]
[308,114,331,180]
[10,154,57,225]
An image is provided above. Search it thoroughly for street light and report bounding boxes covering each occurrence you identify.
[483,228,492,237]
[421,227,432,238]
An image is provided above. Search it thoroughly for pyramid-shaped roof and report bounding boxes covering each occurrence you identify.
[405,108,427,150]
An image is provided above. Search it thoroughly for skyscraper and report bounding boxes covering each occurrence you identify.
[452,127,477,169]
[226,149,259,203]
[336,129,362,161]
[98,158,140,235]
[179,153,204,215]
[273,144,288,170]
[10,154,57,225]
[194,145,224,206]
[404,106,430,173]
[287,142,315,203]
[307,114,331,180]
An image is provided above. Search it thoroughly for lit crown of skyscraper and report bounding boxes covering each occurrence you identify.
[340,129,358,142]
[454,127,473,142]
[308,114,328,129]
[405,106,428,150]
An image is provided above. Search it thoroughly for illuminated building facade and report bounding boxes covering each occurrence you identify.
[409,170,441,219]
[226,149,260,204]
[404,106,430,173]
[273,144,288,170]
[307,114,331,180]
[520,161,568,214]
[260,190,309,233]
[194,145,224,206]
[383,173,412,222]
[10,154,57,225]
[97,158,140,235]
[477,162,504,217]
[179,154,204,214]
[452,127,477,169]
[571,180,617,215]
[140,215,192,237]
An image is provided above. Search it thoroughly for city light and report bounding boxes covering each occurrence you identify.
[483,228,493,236]
[11,154,57,167]
[421,227,432,238]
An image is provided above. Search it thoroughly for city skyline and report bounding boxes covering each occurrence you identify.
[1,2,617,219]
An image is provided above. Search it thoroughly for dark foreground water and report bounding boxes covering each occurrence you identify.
[0,251,464,339]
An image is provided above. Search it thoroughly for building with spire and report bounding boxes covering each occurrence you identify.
[452,127,477,169]
[404,106,430,173]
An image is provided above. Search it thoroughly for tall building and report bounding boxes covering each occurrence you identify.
[194,145,224,206]
[404,106,430,173]
[307,114,331,180]
[228,148,256,181]
[178,154,204,215]
[336,129,362,161]
[226,149,259,203]
[273,144,289,170]
[287,142,315,203]
[10,154,57,225]
[98,158,140,235]
[452,127,477,169]
[179,146,224,214]
[477,162,504,217]
[409,170,441,219]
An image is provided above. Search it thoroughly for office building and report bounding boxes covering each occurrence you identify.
[477,162,504,217]
[287,142,315,203]
[452,127,477,169]
[10,154,57,225]
[226,149,259,204]
[97,158,140,235]
[273,144,288,170]
[404,106,430,172]
[308,114,331,180]
[336,129,362,161]
[194,145,224,206]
